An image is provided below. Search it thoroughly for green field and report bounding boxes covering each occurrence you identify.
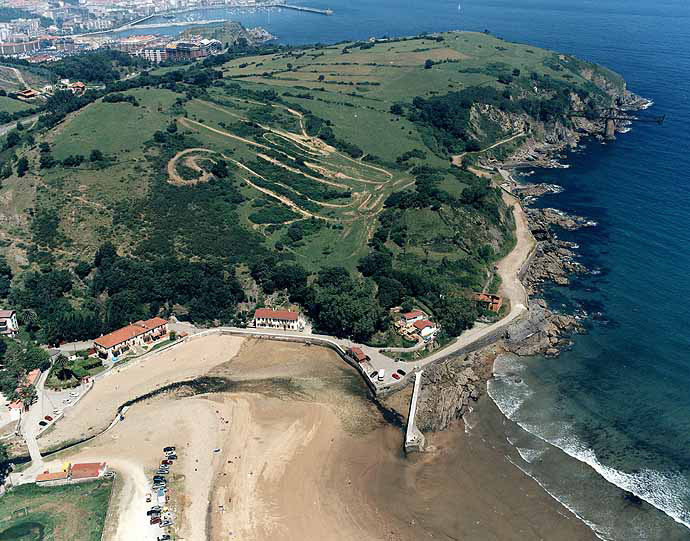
[0,479,112,541]
[0,96,30,115]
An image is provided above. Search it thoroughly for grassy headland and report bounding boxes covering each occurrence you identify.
[0,31,626,348]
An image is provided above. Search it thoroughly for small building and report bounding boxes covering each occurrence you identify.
[16,88,40,101]
[36,470,69,485]
[0,309,19,336]
[70,462,108,481]
[253,309,302,331]
[402,310,425,325]
[8,368,41,414]
[347,346,367,363]
[473,293,503,313]
[413,319,437,341]
[94,317,168,361]
[68,81,85,95]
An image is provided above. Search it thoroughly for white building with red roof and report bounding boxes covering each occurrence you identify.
[402,310,425,325]
[94,317,168,361]
[413,319,438,341]
[253,308,303,331]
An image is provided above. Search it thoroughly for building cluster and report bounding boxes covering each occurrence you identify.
[109,34,222,63]
[36,461,109,486]
[395,309,439,343]
[472,292,503,313]
[0,0,276,45]
[94,317,169,361]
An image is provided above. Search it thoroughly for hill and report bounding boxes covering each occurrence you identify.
[0,31,628,346]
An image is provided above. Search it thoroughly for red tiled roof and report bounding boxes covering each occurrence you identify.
[71,462,105,479]
[36,471,68,482]
[348,347,367,362]
[413,319,435,331]
[8,369,41,409]
[254,309,298,321]
[403,310,424,320]
[94,318,167,349]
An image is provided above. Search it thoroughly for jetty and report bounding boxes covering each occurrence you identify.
[272,4,334,15]
[404,370,425,453]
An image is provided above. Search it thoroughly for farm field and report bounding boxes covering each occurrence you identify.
[0,96,31,115]
[0,479,112,541]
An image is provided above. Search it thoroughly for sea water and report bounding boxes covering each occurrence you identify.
[121,1,690,538]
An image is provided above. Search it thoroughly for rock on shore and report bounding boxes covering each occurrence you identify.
[415,350,491,432]
[503,299,583,357]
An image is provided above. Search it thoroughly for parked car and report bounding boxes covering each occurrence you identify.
[369,371,378,379]
[146,510,160,516]
[146,493,152,503]
[38,420,47,426]
[149,505,162,512]
[165,454,177,460]
[396,369,407,376]
[156,469,169,475]
[44,415,53,421]
[161,460,172,465]
[392,373,400,380]
[161,520,173,527]
[163,446,176,453]
[150,517,161,525]
[158,535,171,541]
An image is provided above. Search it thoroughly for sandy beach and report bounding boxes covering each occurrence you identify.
[41,337,595,540]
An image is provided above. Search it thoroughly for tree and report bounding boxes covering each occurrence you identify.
[389,103,404,115]
[17,380,37,409]
[424,59,434,69]
[89,149,104,162]
[437,295,478,336]
[16,156,28,177]
[53,354,71,381]
[74,261,91,279]
[318,74,325,82]
[4,131,20,149]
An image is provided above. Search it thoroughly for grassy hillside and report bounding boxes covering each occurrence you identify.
[0,31,625,345]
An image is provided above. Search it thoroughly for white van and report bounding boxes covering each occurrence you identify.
[377,369,385,382]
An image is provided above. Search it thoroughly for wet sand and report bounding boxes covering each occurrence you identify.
[206,340,596,540]
[42,338,596,540]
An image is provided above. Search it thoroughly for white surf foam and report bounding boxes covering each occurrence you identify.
[516,445,546,464]
[488,366,690,532]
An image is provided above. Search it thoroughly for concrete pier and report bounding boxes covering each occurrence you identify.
[404,370,425,453]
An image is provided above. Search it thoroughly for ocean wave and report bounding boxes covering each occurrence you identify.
[516,445,546,464]
[488,363,690,532]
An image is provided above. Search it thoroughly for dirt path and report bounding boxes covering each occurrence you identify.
[179,117,270,150]
[257,153,350,189]
[0,66,28,89]
[166,147,216,185]
[229,158,338,221]
[451,131,526,166]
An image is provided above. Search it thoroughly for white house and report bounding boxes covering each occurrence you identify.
[253,309,303,331]
[0,310,19,337]
[402,310,425,325]
[413,319,438,341]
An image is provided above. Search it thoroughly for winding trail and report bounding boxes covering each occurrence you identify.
[167,147,216,185]
[451,131,526,166]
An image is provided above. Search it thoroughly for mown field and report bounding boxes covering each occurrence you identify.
[0,479,112,541]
